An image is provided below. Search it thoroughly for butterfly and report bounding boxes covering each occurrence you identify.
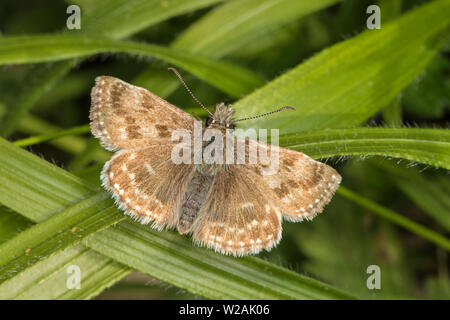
[89,68,341,256]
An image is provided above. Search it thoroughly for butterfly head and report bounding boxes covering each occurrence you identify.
[206,102,235,130]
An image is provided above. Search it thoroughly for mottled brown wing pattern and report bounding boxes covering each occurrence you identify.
[191,166,282,256]
[245,139,341,222]
[90,76,194,151]
[90,75,342,257]
[101,143,195,229]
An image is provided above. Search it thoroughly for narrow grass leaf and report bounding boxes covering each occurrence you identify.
[279,128,450,170]
[173,0,341,59]
[135,0,341,98]
[0,244,131,300]
[0,35,264,97]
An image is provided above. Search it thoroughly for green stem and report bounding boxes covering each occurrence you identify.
[13,124,90,147]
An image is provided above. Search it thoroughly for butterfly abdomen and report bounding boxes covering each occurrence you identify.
[178,170,215,234]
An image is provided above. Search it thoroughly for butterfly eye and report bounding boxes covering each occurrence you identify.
[206,117,213,126]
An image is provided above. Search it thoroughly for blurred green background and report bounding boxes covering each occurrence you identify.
[0,0,448,300]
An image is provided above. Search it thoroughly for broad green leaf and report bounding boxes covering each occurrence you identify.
[0,138,354,299]
[77,0,226,40]
[378,0,402,24]
[279,128,450,170]
[172,0,341,59]
[233,0,450,133]
[0,35,264,98]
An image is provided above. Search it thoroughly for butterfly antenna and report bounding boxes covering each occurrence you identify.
[168,67,214,117]
[234,106,296,122]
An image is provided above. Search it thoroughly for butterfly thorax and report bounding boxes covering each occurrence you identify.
[179,103,236,233]
[198,102,236,174]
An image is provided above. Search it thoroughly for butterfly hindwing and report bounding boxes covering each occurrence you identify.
[101,143,195,229]
[90,76,194,151]
[191,165,282,256]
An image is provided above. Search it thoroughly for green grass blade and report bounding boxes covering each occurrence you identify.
[0,35,264,97]
[379,0,403,126]
[0,181,128,300]
[0,137,355,299]
[135,0,340,98]
[233,0,450,133]
[382,96,403,126]
[173,0,341,59]
[13,124,90,147]
[0,244,131,300]
[279,127,450,169]
[14,112,110,161]
[78,0,226,40]
[0,207,33,245]
[86,221,355,299]
[0,192,124,284]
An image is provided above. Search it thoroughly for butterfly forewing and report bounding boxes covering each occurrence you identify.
[90,76,194,151]
[102,143,194,229]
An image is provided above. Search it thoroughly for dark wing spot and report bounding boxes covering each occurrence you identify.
[273,182,290,199]
[113,108,127,116]
[125,116,136,124]
[126,125,141,139]
[311,163,324,185]
[156,124,170,138]
[297,162,324,190]
[287,179,299,188]
[282,156,296,167]
[141,94,155,109]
